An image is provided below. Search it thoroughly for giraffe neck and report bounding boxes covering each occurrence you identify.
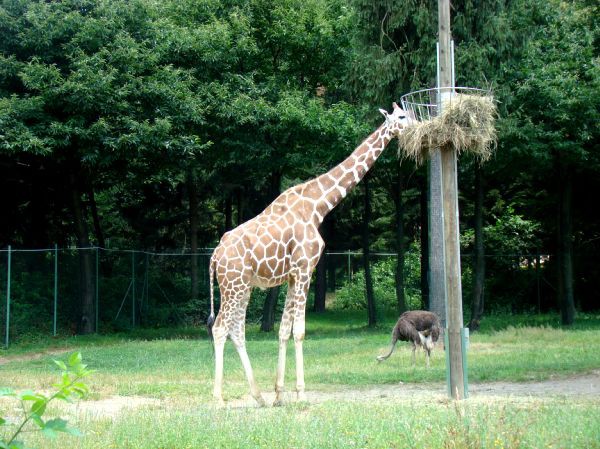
[309,122,392,224]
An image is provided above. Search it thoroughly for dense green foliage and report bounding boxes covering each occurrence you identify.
[334,246,422,312]
[0,0,598,333]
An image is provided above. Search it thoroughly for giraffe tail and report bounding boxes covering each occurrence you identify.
[206,255,216,340]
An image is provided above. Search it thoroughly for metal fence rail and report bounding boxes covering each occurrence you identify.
[1,246,554,348]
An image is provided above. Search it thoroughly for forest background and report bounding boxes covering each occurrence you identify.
[0,0,598,336]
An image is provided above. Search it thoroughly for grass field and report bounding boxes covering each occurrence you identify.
[1,311,600,448]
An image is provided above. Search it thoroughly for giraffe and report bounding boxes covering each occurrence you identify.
[208,102,411,406]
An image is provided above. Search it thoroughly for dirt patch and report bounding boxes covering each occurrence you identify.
[66,396,162,419]
[0,348,73,366]
[470,370,600,398]
[226,370,600,408]
[0,394,161,421]
[18,371,595,416]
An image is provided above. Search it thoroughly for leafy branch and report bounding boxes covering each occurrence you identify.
[0,352,92,449]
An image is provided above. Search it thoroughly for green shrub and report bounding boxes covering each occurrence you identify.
[1,352,92,449]
[333,244,423,312]
[246,284,289,323]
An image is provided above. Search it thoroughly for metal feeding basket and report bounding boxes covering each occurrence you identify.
[397,87,497,163]
[400,87,492,122]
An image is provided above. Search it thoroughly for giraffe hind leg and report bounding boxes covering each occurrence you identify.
[229,294,266,407]
[212,286,266,407]
[232,338,266,406]
[211,317,227,406]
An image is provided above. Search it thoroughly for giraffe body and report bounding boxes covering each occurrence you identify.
[209,103,411,406]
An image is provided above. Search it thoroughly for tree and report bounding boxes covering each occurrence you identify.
[468,164,485,330]
[507,0,599,324]
[347,0,515,325]
[0,0,208,332]
[362,176,377,327]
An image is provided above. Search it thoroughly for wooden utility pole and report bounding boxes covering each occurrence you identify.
[438,0,467,400]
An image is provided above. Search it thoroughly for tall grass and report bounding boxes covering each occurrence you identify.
[15,398,600,449]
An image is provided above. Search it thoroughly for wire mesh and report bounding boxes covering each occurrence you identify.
[400,87,491,121]
[1,246,555,345]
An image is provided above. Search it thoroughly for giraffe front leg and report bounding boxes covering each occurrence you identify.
[294,322,306,402]
[292,277,311,402]
[274,325,291,406]
[274,282,295,406]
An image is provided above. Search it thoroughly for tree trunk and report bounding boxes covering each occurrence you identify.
[225,193,233,231]
[313,254,327,312]
[468,165,486,331]
[260,286,280,332]
[188,168,199,301]
[236,187,244,227]
[70,174,95,334]
[261,172,282,331]
[29,174,48,249]
[326,216,336,291]
[87,184,106,249]
[86,183,113,276]
[362,177,376,327]
[419,173,430,310]
[393,164,407,313]
[556,155,575,325]
[313,215,330,312]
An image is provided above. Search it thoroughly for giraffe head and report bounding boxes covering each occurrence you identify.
[379,102,413,137]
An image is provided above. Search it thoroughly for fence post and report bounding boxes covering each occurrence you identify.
[536,251,541,314]
[347,250,352,281]
[145,253,149,317]
[5,245,12,349]
[139,253,145,320]
[53,244,58,336]
[143,253,150,318]
[132,251,135,328]
[95,247,99,333]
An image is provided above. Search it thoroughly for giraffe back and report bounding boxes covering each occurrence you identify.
[213,184,324,291]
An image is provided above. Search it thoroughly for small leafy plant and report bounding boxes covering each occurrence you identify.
[1,352,92,449]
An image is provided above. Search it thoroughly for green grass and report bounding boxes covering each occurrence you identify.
[2,311,600,448]
[2,312,600,392]
[11,398,600,449]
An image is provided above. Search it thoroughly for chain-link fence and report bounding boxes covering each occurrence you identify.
[1,246,554,347]
[0,246,215,347]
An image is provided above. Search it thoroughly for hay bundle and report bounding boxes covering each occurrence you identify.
[398,94,497,164]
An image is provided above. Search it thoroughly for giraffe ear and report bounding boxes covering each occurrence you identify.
[379,108,389,118]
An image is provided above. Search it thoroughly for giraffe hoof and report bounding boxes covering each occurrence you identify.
[296,391,307,402]
[273,395,285,407]
[213,397,226,408]
[254,394,267,407]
